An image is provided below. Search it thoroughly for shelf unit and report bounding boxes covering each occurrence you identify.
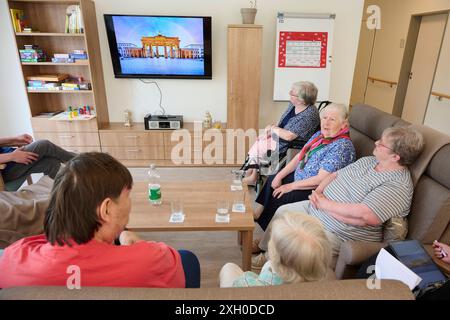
[7,0,108,153]
[227,25,262,131]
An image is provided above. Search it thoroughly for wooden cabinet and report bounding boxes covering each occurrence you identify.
[100,123,250,166]
[7,0,107,152]
[227,25,262,131]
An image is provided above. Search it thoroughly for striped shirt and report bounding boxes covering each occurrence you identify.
[309,156,413,242]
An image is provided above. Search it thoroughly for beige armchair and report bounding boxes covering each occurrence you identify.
[335,104,450,279]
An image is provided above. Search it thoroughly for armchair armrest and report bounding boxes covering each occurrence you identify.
[335,241,386,279]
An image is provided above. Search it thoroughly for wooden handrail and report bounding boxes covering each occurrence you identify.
[431,91,450,101]
[367,76,397,88]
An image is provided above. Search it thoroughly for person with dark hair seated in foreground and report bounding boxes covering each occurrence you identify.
[0,134,75,189]
[0,152,200,289]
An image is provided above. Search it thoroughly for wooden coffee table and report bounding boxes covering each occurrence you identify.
[127,180,255,271]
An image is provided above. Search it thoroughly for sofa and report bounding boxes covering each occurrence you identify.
[335,103,450,279]
[1,103,448,300]
[0,279,413,300]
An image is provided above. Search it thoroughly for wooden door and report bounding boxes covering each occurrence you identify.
[401,14,448,124]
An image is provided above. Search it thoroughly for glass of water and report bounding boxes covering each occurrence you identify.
[171,199,184,219]
[231,170,243,189]
[216,200,230,221]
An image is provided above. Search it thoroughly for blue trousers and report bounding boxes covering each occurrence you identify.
[178,249,201,288]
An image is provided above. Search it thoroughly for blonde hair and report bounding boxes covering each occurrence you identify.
[268,212,331,283]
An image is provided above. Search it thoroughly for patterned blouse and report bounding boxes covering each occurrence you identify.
[294,131,356,181]
[276,103,320,154]
[232,261,284,287]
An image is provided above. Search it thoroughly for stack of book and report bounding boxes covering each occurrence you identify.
[26,74,69,91]
[51,50,87,63]
[51,53,74,64]
[70,50,88,61]
[20,45,46,62]
[62,82,80,91]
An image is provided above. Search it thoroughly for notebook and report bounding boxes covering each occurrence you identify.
[389,240,447,290]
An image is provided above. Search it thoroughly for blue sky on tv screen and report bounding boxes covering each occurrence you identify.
[112,16,204,47]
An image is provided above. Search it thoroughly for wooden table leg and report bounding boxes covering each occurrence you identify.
[241,230,253,271]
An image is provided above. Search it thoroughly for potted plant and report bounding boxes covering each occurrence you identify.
[241,0,257,24]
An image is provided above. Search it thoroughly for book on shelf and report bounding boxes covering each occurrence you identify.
[27,74,69,82]
[9,9,26,32]
[35,111,63,118]
[27,86,62,91]
[28,80,60,88]
[65,5,84,34]
[51,57,75,63]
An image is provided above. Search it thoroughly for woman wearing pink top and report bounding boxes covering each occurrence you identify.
[0,152,200,289]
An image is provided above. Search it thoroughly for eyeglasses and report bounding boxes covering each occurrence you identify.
[375,140,394,151]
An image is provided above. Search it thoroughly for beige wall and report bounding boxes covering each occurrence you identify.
[0,0,363,136]
[354,0,450,115]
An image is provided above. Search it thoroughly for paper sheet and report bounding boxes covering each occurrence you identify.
[375,248,422,290]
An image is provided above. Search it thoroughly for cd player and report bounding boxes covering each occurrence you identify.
[144,114,183,130]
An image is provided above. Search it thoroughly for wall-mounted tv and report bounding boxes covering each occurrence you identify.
[104,14,212,79]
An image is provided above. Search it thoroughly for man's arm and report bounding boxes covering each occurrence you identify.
[0,148,39,165]
[0,134,33,147]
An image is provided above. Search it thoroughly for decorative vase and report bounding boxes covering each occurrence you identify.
[240,8,257,24]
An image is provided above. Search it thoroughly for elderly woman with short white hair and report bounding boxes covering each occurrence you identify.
[242,81,320,185]
[253,103,356,251]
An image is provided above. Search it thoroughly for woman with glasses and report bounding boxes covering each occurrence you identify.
[242,81,320,185]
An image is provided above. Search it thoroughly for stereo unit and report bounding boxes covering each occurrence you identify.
[144,114,183,130]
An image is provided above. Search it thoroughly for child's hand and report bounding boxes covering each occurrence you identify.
[433,240,450,264]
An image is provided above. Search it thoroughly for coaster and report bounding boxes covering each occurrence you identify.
[169,213,185,223]
[232,203,246,213]
[230,185,243,191]
[215,213,230,223]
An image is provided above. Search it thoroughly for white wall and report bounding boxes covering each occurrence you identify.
[0,0,32,136]
[0,0,363,134]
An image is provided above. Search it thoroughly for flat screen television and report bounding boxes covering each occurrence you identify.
[104,14,212,79]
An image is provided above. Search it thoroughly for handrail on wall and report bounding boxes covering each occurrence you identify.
[367,76,398,88]
[431,91,450,101]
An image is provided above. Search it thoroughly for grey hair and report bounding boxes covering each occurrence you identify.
[291,81,318,105]
[382,126,424,166]
[320,103,349,121]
